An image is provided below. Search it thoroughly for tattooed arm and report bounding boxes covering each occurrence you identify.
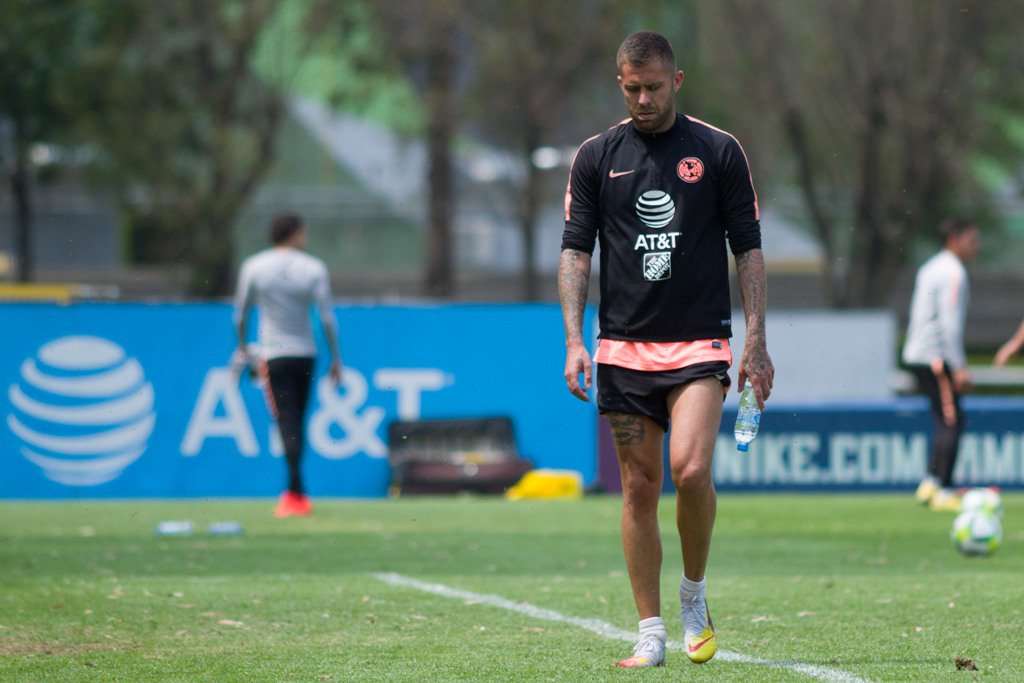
[735,248,774,409]
[559,248,593,402]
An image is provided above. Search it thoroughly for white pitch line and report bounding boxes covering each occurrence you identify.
[373,572,870,683]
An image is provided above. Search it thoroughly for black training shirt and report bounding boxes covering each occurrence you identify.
[562,113,761,342]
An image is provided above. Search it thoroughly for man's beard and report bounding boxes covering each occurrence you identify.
[631,106,672,132]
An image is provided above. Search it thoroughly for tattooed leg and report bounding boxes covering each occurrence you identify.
[609,413,647,446]
[607,412,665,620]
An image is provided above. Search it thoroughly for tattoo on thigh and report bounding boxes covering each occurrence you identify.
[609,414,645,446]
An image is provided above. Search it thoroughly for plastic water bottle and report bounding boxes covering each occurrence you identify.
[208,521,244,536]
[231,344,261,382]
[734,380,761,452]
[155,520,194,536]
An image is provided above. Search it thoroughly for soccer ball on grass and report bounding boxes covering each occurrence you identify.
[960,487,1002,517]
[950,510,1002,556]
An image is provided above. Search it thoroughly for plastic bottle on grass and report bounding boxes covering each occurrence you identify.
[155,520,194,536]
[208,521,244,536]
[734,380,761,452]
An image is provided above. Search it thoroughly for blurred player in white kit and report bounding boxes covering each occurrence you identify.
[902,218,979,511]
[234,213,342,517]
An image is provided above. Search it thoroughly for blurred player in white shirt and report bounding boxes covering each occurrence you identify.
[234,214,342,517]
[902,218,979,511]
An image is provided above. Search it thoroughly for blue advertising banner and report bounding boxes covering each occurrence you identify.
[712,399,1024,491]
[0,303,597,499]
[597,399,1024,492]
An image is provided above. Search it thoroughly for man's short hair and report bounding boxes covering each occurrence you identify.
[616,31,676,70]
[939,217,976,242]
[270,213,304,245]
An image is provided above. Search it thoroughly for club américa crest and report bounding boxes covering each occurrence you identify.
[677,157,704,183]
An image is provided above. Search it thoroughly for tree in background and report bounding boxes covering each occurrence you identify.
[10,0,1024,304]
[470,0,623,300]
[329,0,467,298]
[72,0,291,296]
[704,0,1024,307]
[308,0,470,297]
[0,1,79,283]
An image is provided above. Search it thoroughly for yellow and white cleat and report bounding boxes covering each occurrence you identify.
[616,634,666,668]
[681,592,716,664]
[929,488,962,512]
[915,477,939,505]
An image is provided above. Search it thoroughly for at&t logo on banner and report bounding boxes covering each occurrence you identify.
[7,336,156,486]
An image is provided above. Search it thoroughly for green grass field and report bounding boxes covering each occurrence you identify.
[1,494,1021,681]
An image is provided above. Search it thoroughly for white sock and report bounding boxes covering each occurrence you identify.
[680,574,706,598]
[638,616,666,643]
[679,575,709,635]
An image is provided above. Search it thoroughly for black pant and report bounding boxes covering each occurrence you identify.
[909,364,964,488]
[266,356,315,495]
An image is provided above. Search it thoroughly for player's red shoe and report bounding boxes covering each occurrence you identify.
[291,493,312,516]
[273,491,313,517]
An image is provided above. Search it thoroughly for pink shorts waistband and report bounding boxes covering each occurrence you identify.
[594,339,733,372]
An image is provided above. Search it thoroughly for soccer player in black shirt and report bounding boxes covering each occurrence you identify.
[559,31,774,667]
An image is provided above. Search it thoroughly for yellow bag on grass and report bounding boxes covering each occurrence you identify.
[505,469,583,501]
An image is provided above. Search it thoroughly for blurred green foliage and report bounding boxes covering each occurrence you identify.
[3,0,1024,301]
[254,1,423,135]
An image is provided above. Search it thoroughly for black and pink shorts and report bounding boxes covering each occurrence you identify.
[597,361,731,431]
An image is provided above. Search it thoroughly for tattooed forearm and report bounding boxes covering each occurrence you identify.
[735,248,774,383]
[609,413,645,446]
[558,248,592,345]
[735,248,767,341]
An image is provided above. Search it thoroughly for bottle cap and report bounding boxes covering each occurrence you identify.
[736,442,749,452]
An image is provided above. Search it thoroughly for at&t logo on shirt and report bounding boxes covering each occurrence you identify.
[635,190,675,228]
[634,189,678,280]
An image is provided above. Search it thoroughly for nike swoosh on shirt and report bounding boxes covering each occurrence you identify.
[687,635,714,653]
[609,169,636,178]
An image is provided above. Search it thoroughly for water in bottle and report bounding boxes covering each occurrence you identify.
[155,520,194,536]
[734,380,761,452]
[208,521,244,536]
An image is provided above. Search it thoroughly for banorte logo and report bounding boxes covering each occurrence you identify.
[7,336,155,486]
